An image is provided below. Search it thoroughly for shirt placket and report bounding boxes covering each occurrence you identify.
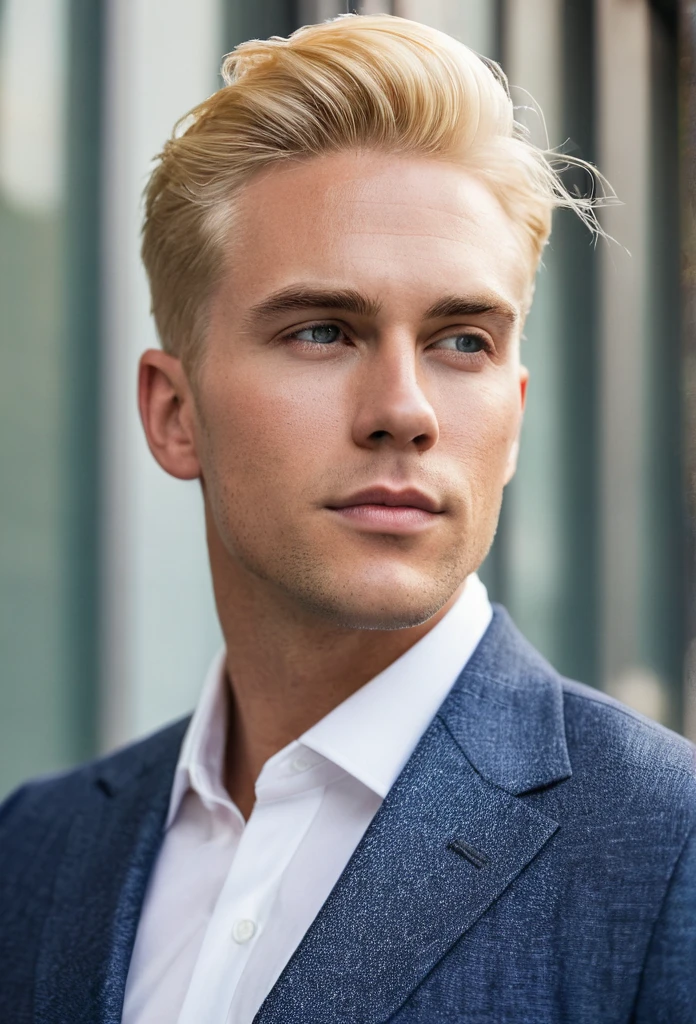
[176,748,331,1024]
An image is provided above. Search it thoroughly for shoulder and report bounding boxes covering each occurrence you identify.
[450,604,696,823]
[534,674,696,892]
[0,716,190,1006]
[559,675,696,807]
[0,715,190,839]
[555,678,696,1011]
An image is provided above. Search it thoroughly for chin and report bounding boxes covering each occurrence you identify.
[332,604,443,632]
[291,565,465,632]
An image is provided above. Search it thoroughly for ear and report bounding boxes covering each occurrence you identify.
[503,364,529,486]
[138,349,201,480]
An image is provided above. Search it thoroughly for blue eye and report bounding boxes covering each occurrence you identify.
[434,333,487,353]
[294,324,342,344]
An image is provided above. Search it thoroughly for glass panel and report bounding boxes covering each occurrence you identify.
[98,0,224,753]
[0,0,99,796]
[500,0,600,687]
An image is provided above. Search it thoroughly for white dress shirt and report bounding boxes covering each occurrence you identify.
[121,573,492,1024]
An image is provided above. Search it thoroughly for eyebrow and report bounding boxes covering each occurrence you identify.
[423,295,519,330]
[241,286,518,332]
[241,287,382,329]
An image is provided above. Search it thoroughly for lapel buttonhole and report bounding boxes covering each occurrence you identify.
[447,837,490,869]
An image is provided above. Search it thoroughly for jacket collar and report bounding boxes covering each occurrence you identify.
[93,716,191,799]
[440,602,572,795]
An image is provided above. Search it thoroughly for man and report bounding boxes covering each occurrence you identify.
[1,13,694,1024]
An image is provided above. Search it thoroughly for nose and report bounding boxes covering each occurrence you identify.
[350,335,439,453]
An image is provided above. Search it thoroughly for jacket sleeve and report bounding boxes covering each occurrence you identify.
[633,824,696,1024]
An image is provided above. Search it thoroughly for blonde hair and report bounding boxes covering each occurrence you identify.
[142,13,608,371]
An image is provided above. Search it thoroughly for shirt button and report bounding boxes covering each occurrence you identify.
[232,918,257,944]
[291,751,317,773]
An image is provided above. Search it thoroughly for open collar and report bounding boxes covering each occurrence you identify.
[299,572,493,798]
[160,572,493,820]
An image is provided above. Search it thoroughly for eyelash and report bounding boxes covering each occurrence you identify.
[281,321,494,356]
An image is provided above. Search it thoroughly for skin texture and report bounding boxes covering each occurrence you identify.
[139,151,530,817]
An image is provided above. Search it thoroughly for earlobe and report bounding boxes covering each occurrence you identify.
[138,349,201,481]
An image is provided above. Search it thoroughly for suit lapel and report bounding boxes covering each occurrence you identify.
[34,719,189,1024]
[255,722,559,1024]
[255,606,572,1024]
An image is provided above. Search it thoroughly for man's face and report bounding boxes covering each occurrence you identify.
[192,151,529,629]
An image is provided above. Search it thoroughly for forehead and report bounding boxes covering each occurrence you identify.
[223,151,531,315]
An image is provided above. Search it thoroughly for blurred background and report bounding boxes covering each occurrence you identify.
[1,0,694,797]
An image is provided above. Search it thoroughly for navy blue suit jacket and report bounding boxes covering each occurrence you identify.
[1,605,695,1023]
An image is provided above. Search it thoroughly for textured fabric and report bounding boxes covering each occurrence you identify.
[122,572,492,1024]
[0,604,694,1024]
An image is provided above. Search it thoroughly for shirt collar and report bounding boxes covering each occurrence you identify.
[166,572,492,827]
[165,647,229,829]
[298,572,492,798]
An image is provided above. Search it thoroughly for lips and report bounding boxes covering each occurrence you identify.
[327,486,443,514]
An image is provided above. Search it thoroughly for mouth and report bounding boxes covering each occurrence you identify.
[325,486,444,534]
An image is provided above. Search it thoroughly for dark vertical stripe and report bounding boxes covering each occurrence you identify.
[63,0,105,762]
[643,4,684,730]
[678,0,696,738]
[552,0,600,688]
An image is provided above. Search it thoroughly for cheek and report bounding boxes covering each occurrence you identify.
[438,375,521,476]
[198,362,344,499]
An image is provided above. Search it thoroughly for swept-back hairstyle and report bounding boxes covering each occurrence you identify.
[142,13,607,371]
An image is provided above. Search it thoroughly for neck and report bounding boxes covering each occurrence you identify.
[209,543,463,820]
